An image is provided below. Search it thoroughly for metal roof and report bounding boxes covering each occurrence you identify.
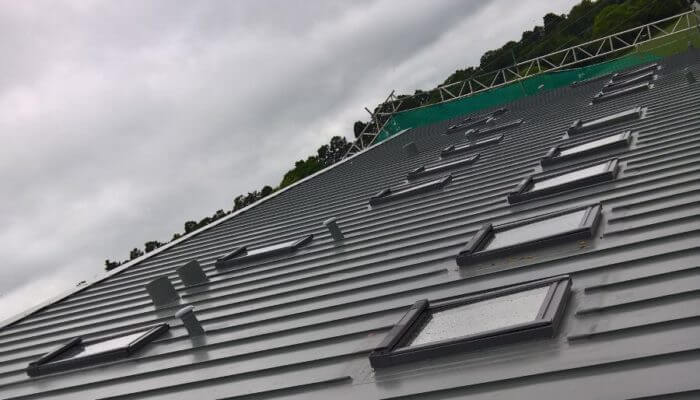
[1,49,699,399]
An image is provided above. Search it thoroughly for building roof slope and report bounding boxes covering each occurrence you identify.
[1,50,699,399]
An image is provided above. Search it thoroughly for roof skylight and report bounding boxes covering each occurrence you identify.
[445,116,494,134]
[441,135,503,158]
[27,324,169,377]
[370,175,452,206]
[541,131,631,166]
[567,106,642,135]
[466,119,523,139]
[215,235,313,268]
[408,154,479,180]
[611,63,659,82]
[456,204,601,266]
[602,71,655,92]
[508,159,618,203]
[369,276,571,368]
[592,82,651,103]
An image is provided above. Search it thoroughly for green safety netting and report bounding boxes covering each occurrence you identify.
[374,28,700,144]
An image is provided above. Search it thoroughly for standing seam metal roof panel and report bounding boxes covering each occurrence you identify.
[0,49,699,400]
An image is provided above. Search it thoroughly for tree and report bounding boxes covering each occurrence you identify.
[279,156,322,188]
[129,248,144,260]
[184,220,198,233]
[212,209,227,219]
[543,13,566,35]
[144,240,163,253]
[353,121,367,138]
[104,259,122,271]
[261,186,273,197]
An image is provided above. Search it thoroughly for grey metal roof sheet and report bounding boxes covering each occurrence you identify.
[0,49,699,399]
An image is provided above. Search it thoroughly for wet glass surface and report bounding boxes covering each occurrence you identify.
[393,178,442,195]
[427,155,476,171]
[559,133,626,157]
[485,209,587,251]
[581,108,639,129]
[529,162,609,192]
[52,330,149,362]
[247,240,298,256]
[407,286,549,347]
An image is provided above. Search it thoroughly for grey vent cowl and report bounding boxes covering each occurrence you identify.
[323,217,344,241]
[176,305,205,337]
[146,276,180,307]
[176,260,208,287]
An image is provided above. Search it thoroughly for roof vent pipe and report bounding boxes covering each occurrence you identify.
[685,68,696,84]
[323,217,344,241]
[176,305,205,336]
[145,276,180,307]
[176,260,208,287]
[403,142,419,156]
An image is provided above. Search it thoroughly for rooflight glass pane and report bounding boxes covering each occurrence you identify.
[53,330,147,362]
[393,178,442,195]
[582,108,638,128]
[407,286,549,347]
[247,240,297,256]
[530,162,609,192]
[455,137,496,151]
[559,133,626,157]
[428,156,474,171]
[486,209,587,251]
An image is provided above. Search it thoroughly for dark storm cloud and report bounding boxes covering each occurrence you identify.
[0,0,578,321]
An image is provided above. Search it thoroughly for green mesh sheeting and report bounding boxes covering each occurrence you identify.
[375,51,665,144]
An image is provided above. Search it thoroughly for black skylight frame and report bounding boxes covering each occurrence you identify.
[215,234,314,268]
[602,71,655,93]
[567,106,642,135]
[369,175,452,206]
[465,119,523,139]
[441,135,503,158]
[610,62,659,82]
[369,275,571,368]
[541,131,631,166]
[592,82,651,103]
[456,204,601,266]
[508,159,618,203]
[443,108,507,134]
[27,324,169,377]
[445,116,494,134]
[407,154,480,180]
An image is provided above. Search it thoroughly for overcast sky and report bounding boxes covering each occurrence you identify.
[0,0,579,323]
